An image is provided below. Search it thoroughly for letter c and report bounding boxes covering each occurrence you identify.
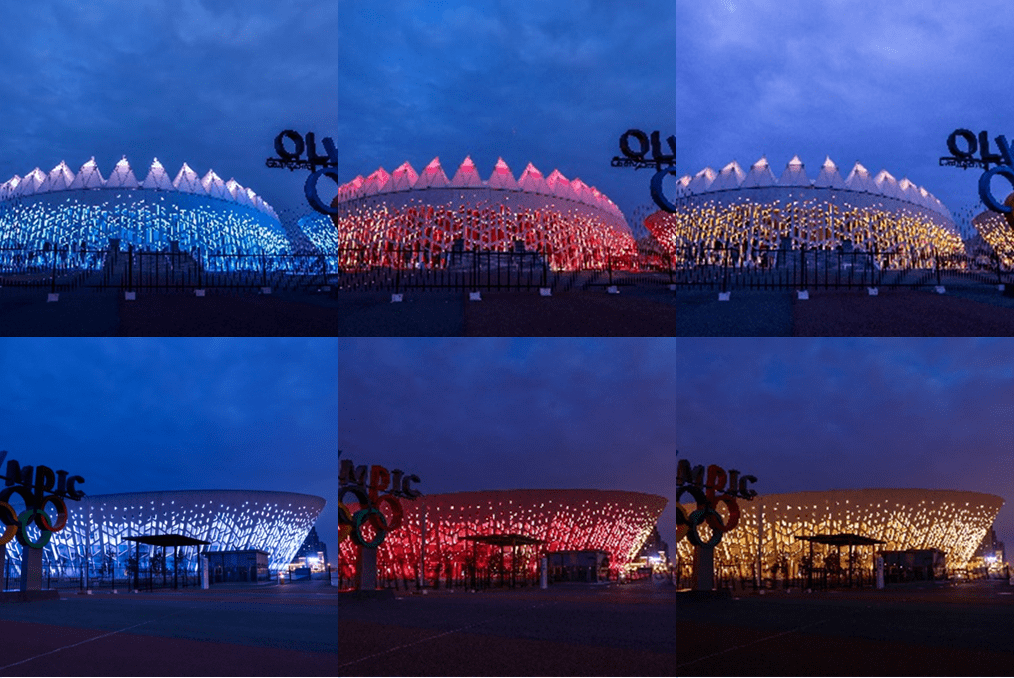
[651,167,682,213]
[979,165,1014,213]
[305,169,344,215]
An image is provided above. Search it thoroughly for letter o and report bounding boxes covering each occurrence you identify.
[619,129,650,160]
[947,129,977,159]
[274,130,305,161]
[0,502,18,546]
[304,168,344,215]
[979,165,1014,213]
[17,509,51,549]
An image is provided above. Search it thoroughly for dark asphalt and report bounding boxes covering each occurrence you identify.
[0,579,1011,676]
[3,284,1014,336]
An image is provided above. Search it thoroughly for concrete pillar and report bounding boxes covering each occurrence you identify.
[540,556,548,589]
[201,555,209,590]
[693,546,715,591]
[357,547,378,590]
[876,555,885,589]
[20,546,42,592]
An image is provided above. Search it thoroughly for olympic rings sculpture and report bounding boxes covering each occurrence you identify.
[0,486,68,550]
[334,485,405,548]
[672,460,756,548]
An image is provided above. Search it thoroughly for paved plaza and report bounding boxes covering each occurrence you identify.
[0,579,1011,676]
[3,285,1014,336]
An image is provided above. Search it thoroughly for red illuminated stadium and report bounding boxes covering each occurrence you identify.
[298,157,636,270]
[330,489,667,584]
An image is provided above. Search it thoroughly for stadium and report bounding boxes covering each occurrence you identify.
[644,156,965,268]
[298,157,637,270]
[329,489,668,584]
[670,488,1004,583]
[0,157,288,270]
[971,195,1014,269]
[2,490,325,582]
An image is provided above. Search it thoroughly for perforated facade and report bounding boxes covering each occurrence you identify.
[645,156,963,267]
[333,489,667,581]
[671,489,1004,579]
[3,490,325,579]
[299,157,636,270]
[0,157,288,267]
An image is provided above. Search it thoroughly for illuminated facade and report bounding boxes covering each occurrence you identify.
[299,157,636,270]
[671,489,1004,579]
[971,198,1014,268]
[645,156,964,267]
[0,157,288,267]
[332,489,667,581]
[3,490,325,580]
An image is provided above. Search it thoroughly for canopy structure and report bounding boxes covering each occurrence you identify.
[459,533,545,589]
[460,534,544,547]
[795,533,886,588]
[795,533,885,547]
[123,534,211,590]
[123,534,211,547]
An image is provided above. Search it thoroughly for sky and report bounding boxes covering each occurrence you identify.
[1,0,1012,237]
[1,337,1011,555]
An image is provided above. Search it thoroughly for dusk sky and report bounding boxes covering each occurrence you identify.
[2,338,1010,554]
[2,1,1011,236]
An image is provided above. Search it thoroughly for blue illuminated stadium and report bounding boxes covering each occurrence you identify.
[0,157,289,270]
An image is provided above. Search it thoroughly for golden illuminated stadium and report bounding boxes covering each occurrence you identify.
[971,195,1014,269]
[646,156,964,267]
[671,489,1004,579]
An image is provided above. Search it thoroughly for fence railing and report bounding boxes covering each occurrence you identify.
[1,245,1010,294]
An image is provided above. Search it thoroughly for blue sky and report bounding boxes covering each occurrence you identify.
[1,338,1010,554]
[1,1,1010,235]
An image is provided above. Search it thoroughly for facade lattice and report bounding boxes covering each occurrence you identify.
[3,490,325,580]
[645,156,963,267]
[672,489,1004,579]
[0,157,288,268]
[299,157,636,270]
[333,489,667,581]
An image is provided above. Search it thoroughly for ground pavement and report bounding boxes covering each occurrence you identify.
[0,579,1011,676]
[3,285,1014,336]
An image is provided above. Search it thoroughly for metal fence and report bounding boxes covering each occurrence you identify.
[1,245,1010,295]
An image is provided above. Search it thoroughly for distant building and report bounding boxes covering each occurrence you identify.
[292,526,328,571]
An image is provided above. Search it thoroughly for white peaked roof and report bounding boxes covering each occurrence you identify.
[201,170,231,200]
[487,157,518,189]
[516,163,546,193]
[712,161,746,190]
[545,169,574,199]
[873,170,905,200]
[0,156,277,218]
[570,177,591,202]
[778,155,809,187]
[687,167,717,193]
[742,157,777,188]
[672,155,952,220]
[106,157,139,189]
[141,158,174,190]
[339,175,365,201]
[173,163,206,194]
[69,158,105,189]
[362,167,391,195]
[450,157,483,188]
[224,178,242,199]
[40,161,76,193]
[844,162,879,194]
[813,156,845,189]
[0,176,21,201]
[16,168,47,197]
[320,157,625,219]
[415,158,450,188]
[390,162,418,191]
